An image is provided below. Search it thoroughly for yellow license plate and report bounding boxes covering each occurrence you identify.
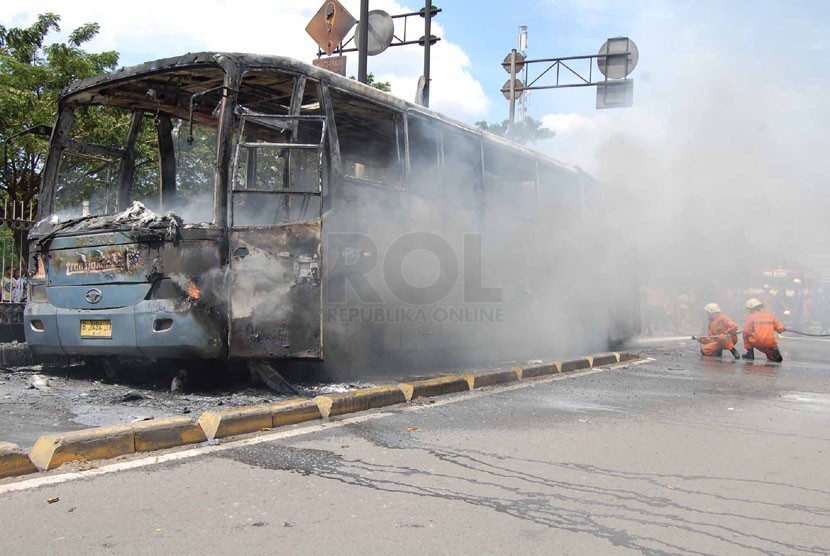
[80,320,112,339]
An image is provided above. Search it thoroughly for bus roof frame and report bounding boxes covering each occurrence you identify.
[59,52,580,175]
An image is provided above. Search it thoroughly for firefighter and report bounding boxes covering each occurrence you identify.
[758,284,777,314]
[694,303,740,359]
[742,298,785,362]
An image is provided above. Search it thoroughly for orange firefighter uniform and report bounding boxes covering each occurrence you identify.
[743,311,785,361]
[699,314,739,356]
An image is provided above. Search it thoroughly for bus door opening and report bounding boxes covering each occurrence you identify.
[228,101,325,359]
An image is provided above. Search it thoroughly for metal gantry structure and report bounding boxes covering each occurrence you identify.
[502,36,639,131]
[310,0,441,107]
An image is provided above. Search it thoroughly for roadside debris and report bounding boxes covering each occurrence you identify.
[29,374,51,390]
[47,497,60,504]
[170,371,189,393]
[114,391,149,403]
[248,361,300,396]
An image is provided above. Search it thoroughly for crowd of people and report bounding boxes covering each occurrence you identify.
[1,268,27,304]
[641,281,830,335]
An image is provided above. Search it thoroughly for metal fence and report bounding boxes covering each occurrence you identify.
[0,200,35,328]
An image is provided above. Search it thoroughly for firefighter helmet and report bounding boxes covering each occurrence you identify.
[703,303,721,315]
[745,298,763,310]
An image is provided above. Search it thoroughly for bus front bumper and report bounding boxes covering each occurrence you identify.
[24,300,225,359]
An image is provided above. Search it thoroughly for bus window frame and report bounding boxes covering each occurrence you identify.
[229,112,326,228]
[228,69,327,229]
[329,87,405,191]
[481,139,539,222]
[404,111,445,200]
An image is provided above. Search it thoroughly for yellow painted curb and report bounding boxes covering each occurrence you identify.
[315,386,407,418]
[198,404,275,441]
[560,357,592,373]
[617,352,639,362]
[399,375,470,401]
[271,399,322,427]
[465,369,520,389]
[30,425,135,471]
[0,442,38,479]
[198,399,323,440]
[591,353,620,367]
[517,361,561,379]
[132,417,207,453]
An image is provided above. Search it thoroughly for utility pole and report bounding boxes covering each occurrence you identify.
[517,25,528,122]
[507,49,518,134]
[422,0,433,107]
[357,0,369,83]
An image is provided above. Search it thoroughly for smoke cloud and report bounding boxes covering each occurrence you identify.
[532,1,830,314]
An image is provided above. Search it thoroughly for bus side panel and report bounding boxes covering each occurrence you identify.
[228,222,322,359]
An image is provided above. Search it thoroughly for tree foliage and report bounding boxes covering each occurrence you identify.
[0,13,118,208]
[475,116,554,146]
[350,72,392,93]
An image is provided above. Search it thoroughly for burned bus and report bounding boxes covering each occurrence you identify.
[25,52,636,377]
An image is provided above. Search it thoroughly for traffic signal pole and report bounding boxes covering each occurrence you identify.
[422,0,433,107]
[358,0,369,83]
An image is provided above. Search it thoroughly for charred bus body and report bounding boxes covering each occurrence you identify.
[25,52,636,376]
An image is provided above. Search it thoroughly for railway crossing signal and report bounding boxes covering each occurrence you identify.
[502,36,639,131]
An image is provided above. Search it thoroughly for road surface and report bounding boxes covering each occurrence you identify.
[1,336,828,555]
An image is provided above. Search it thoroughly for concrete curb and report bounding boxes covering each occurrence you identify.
[30,418,211,471]
[399,375,471,401]
[271,399,323,427]
[30,425,135,471]
[198,404,274,441]
[133,417,207,452]
[0,442,38,479]
[315,386,407,418]
[465,369,520,389]
[1,351,641,478]
[198,398,321,440]
[516,362,561,379]
[591,352,621,367]
[560,357,592,372]
[617,352,639,362]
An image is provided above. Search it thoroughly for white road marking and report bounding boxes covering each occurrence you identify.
[0,359,651,494]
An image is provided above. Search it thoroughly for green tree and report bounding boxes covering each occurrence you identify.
[350,72,392,92]
[475,116,554,145]
[0,13,118,209]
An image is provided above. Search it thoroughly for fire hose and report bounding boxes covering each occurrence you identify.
[783,329,830,337]
[691,329,830,341]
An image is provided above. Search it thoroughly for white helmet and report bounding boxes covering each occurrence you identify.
[745,298,763,310]
[703,303,721,315]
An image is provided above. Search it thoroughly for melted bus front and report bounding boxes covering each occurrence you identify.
[25,54,325,362]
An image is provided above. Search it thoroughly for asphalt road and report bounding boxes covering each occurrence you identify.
[1,336,828,555]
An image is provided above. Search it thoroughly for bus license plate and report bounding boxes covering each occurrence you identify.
[80,320,112,338]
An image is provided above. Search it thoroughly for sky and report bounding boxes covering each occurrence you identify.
[2,1,827,167]
[3,0,830,272]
